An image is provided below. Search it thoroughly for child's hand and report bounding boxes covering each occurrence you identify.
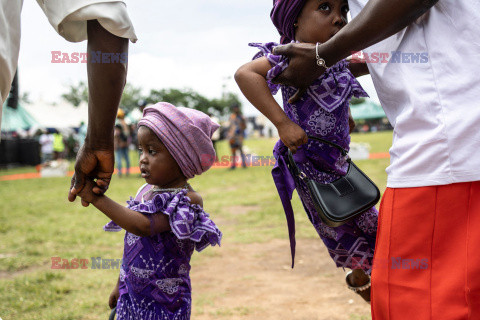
[77,178,100,207]
[277,120,308,153]
[108,282,120,309]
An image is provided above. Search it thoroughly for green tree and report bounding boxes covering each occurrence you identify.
[61,81,88,107]
[62,82,241,116]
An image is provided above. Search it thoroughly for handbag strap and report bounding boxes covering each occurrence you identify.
[306,135,348,156]
[287,135,349,179]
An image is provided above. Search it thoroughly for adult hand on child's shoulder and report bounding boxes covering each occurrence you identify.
[277,120,308,154]
[272,42,329,103]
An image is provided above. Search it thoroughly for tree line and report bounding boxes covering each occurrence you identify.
[61,82,242,117]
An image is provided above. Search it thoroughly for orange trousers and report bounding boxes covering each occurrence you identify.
[372,182,480,319]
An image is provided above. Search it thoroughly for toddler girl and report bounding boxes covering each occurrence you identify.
[78,102,222,319]
[235,0,377,302]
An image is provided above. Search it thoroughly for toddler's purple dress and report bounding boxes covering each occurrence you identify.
[104,184,222,320]
[251,42,378,272]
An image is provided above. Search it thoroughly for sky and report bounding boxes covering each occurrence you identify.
[19,0,379,117]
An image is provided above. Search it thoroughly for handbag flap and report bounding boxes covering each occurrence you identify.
[308,161,380,223]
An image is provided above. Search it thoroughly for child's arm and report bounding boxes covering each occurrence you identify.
[108,276,120,309]
[347,60,370,77]
[78,180,170,237]
[235,57,307,153]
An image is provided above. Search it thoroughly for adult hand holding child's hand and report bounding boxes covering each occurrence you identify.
[77,177,101,207]
[68,143,114,203]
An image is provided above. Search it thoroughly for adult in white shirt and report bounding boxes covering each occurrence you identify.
[39,131,54,163]
[0,0,137,204]
[272,0,480,318]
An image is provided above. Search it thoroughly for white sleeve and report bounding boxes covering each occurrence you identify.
[35,0,137,43]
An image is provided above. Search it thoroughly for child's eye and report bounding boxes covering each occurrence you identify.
[318,3,331,11]
[149,148,157,155]
[138,148,143,154]
[342,4,349,14]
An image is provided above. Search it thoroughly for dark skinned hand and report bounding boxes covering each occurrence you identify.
[109,281,120,309]
[68,143,114,203]
[272,43,327,103]
[277,119,308,153]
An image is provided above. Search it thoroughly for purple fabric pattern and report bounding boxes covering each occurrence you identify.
[109,184,222,320]
[251,42,378,273]
[270,0,306,44]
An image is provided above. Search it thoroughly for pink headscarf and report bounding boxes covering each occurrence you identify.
[138,102,220,179]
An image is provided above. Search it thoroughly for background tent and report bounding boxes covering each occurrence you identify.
[350,99,386,120]
[1,101,39,132]
[22,100,88,129]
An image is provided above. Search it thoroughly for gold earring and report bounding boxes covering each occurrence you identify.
[294,23,298,28]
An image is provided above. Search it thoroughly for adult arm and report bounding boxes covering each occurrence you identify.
[273,0,439,99]
[68,19,128,201]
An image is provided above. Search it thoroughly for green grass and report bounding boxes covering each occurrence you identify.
[0,132,391,319]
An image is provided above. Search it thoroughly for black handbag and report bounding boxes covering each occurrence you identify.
[287,136,380,227]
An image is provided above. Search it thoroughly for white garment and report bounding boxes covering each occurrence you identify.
[39,133,54,154]
[349,0,480,188]
[0,0,137,129]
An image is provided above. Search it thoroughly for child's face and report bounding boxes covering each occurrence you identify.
[295,0,349,44]
[137,126,186,188]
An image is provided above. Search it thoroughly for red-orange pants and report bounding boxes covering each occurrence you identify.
[372,182,480,319]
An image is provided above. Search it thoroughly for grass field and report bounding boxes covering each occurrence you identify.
[0,131,392,320]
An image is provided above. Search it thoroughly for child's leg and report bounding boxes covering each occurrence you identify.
[115,149,123,176]
[123,148,130,175]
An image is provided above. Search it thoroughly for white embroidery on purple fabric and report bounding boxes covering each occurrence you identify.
[127,233,140,246]
[356,208,378,234]
[120,268,126,282]
[130,266,155,279]
[116,294,191,320]
[307,73,350,113]
[307,108,336,136]
[178,264,188,275]
[156,278,183,295]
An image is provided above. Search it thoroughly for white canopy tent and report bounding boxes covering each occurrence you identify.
[23,100,89,129]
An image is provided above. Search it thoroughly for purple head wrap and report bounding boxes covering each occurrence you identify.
[270,0,306,44]
[138,102,220,179]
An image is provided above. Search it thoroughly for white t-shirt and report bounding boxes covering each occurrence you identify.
[0,0,137,128]
[39,133,54,154]
[349,0,480,188]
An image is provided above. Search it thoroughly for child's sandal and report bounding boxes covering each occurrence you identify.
[345,271,371,303]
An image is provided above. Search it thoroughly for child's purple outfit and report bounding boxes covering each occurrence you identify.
[251,42,378,272]
[104,184,222,320]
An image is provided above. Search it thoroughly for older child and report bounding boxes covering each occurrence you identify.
[78,102,222,319]
[235,0,377,302]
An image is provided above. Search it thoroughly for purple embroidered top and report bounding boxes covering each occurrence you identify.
[104,184,222,320]
[250,42,378,271]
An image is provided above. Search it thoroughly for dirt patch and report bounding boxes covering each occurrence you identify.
[191,238,371,320]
